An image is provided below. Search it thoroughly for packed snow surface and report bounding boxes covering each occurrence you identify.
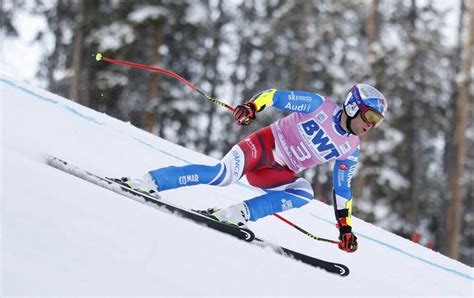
[1,73,473,296]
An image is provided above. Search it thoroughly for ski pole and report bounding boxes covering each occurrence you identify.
[95,53,235,112]
[272,213,339,244]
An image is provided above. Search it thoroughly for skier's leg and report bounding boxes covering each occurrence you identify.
[147,144,244,191]
[147,126,275,192]
[244,177,314,221]
[212,166,314,225]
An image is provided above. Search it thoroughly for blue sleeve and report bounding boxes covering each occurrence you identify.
[333,148,360,203]
[272,90,324,114]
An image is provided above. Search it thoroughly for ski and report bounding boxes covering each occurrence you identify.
[190,209,349,276]
[47,157,254,242]
[46,156,349,276]
[253,238,349,276]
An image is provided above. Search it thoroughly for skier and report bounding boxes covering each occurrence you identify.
[127,84,387,253]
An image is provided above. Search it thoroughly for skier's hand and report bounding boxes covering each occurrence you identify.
[233,102,257,126]
[336,215,357,252]
[338,232,358,253]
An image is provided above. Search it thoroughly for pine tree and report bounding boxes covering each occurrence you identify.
[372,1,452,240]
[445,0,473,260]
[19,0,473,265]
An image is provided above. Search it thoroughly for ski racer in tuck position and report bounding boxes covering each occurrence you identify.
[127,83,388,253]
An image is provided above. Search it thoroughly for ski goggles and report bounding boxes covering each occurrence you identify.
[351,87,385,128]
[360,107,384,128]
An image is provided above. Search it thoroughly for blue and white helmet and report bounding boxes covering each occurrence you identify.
[343,84,388,128]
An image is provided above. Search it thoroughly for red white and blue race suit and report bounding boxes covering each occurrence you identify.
[149,90,360,222]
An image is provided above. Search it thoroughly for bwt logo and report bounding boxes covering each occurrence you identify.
[301,119,340,160]
[178,174,199,185]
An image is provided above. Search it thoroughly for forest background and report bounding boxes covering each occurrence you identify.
[1,0,473,265]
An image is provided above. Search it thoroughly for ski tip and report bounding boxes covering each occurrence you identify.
[95,53,103,61]
[43,154,60,165]
[334,264,350,277]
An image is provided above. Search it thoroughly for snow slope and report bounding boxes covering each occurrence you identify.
[1,73,473,296]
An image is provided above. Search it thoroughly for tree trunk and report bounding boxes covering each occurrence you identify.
[69,1,84,103]
[445,0,473,259]
[440,0,466,251]
[367,0,379,65]
[69,1,96,106]
[47,1,65,91]
[351,0,380,200]
[294,0,310,90]
[203,0,226,155]
[407,0,421,232]
[145,24,162,133]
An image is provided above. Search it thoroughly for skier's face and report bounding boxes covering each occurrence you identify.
[351,113,375,136]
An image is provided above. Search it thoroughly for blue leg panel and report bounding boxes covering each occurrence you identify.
[244,190,312,221]
[149,164,222,191]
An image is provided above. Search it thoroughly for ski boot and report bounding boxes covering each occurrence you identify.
[111,174,158,195]
[197,203,250,228]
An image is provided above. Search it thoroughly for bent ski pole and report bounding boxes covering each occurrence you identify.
[272,213,339,244]
[95,53,234,112]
